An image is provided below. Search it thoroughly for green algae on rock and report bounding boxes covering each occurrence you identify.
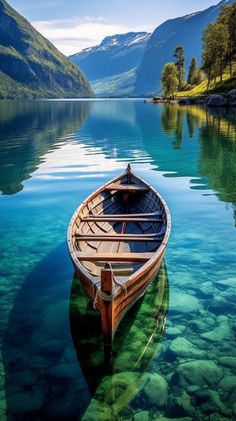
[194,389,228,415]
[173,360,223,388]
[141,373,169,407]
[133,410,150,421]
[166,390,195,418]
[168,337,206,359]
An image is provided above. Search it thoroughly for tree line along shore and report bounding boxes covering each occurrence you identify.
[158,2,236,104]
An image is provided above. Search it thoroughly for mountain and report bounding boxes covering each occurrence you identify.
[69,0,233,97]
[135,0,234,95]
[0,0,93,98]
[70,32,150,96]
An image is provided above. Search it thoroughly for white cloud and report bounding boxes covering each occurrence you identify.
[31,16,154,56]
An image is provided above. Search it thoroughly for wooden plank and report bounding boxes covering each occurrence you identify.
[82,216,162,223]
[105,183,149,192]
[101,264,113,294]
[73,233,164,242]
[76,252,153,262]
[100,263,113,359]
[83,211,162,219]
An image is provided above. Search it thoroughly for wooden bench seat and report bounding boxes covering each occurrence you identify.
[73,232,164,242]
[76,252,154,262]
[105,183,148,192]
[83,211,162,220]
[82,216,162,223]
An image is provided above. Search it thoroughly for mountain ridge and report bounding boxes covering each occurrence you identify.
[135,0,234,94]
[69,32,151,96]
[0,0,93,98]
[69,0,233,97]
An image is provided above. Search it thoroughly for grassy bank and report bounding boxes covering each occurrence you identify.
[175,65,236,98]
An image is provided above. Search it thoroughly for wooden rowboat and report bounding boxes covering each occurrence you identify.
[67,164,171,357]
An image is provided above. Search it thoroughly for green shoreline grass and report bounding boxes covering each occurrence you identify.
[175,66,236,98]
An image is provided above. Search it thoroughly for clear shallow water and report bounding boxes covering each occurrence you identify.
[0,99,236,421]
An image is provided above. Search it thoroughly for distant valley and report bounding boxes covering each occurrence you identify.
[69,32,150,97]
[70,0,233,97]
[0,0,234,99]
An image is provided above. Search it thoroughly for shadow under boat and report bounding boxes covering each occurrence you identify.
[69,261,169,419]
[2,243,91,421]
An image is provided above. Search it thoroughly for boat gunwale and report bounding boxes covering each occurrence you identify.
[67,166,171,287]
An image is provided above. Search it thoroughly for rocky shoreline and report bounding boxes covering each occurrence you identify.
[150,89,236,107]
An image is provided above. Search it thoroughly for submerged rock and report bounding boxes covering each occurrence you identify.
[11,369,38,386]
[142,373,168,407]
[219,376,236,394]
[210,296,231,314]
[199,281,215,296]
[48,363,78,380]
[173,360,223,388]
[165,327,183,337]
[8,389,43,414]
[190,317,215,333]
[216,277,236,287]
[200,320,232,342]
[218,357,236,368]
[209,415,233,421]
[97,371,140,414]
[170,292,202,314]
[133,410,150,421]
[216,315,228,323]
[46,389,88,421]
[221,288,236,305]
[82,399,113,421]
[0,399,6,420]
[194,389,228,415]
[168,337,205,359]
[233,402,236,416]
[166,390,195,417]
[152,417,192,421]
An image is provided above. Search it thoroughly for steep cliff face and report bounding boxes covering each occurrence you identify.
[0,0,93,98]
[135,0,234,95]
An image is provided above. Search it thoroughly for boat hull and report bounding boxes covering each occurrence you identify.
[71,246,166,358]
[67,165,171,357]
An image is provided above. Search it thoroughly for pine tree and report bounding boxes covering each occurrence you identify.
[201,2,235,84]
[173,45,185,90]
[218,2,236,77]
[188,58,197,85]
[202,22,228,84]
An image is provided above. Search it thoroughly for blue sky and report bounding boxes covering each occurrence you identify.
[9,0,220,55]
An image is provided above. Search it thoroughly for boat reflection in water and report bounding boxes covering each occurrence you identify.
[70,262,169,420]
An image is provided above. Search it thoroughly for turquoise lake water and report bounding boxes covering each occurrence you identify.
[0,99,236,421]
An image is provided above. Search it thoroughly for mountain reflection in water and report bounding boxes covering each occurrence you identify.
[0,100,91,195]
